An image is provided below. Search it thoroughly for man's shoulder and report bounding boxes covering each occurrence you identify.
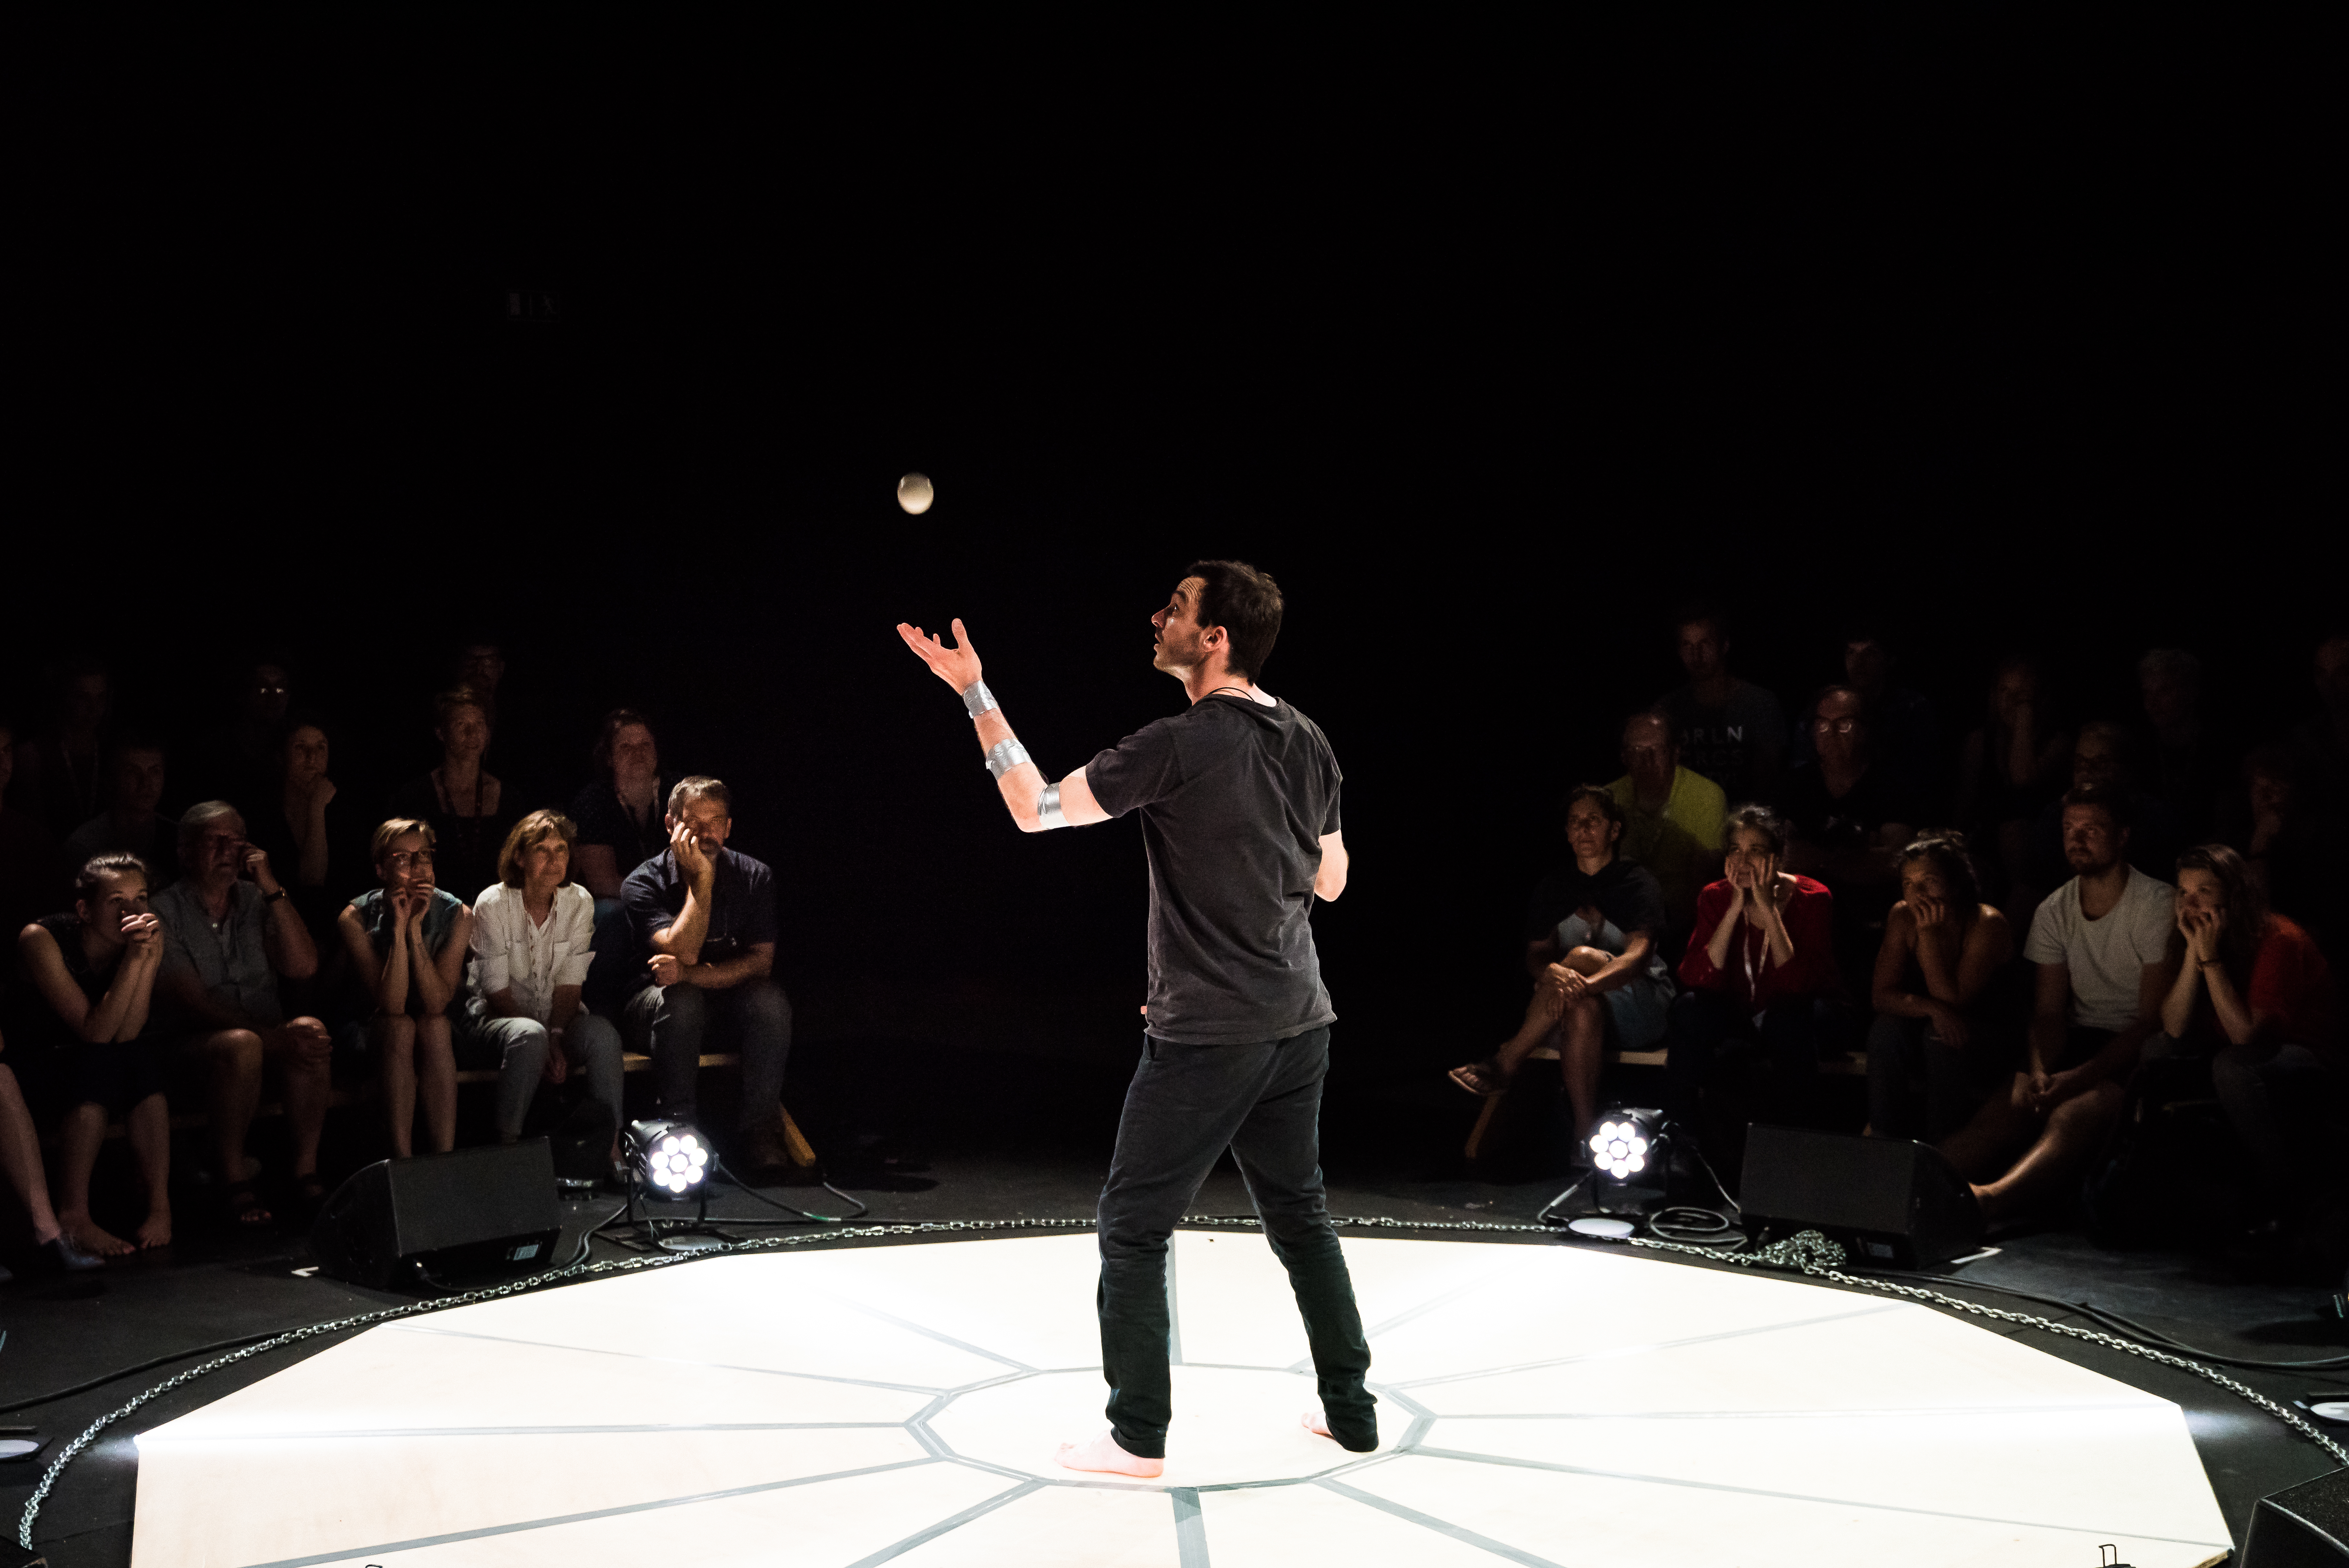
[719,848,774,881]
[622,852,675,891]
[1672,766,1726,809]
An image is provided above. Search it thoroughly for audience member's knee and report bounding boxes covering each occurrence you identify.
[740,978,789,1028]
[657,983,708,1029]
[207,1028,264,1073]
[2210,1045,2260,1101]
[501,1019,551,1064]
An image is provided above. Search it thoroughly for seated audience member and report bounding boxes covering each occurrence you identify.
[388,690,515,908]
[1663,806,1839,1150]
[245,719,357,933]
[0,722,66,941]
[1779,685,1918,986]
[12,854,172,1253]
[2027,721,2182,894]
[1656,607,1788,805]
[15,664,113,839]
[1789,632,1943,810]
[63,736,178,888]
[621,777,795,1172]
[0,1031,103,1276]
[1449,787,1676,1142]
[2137,649,2229,844]
[1606,711,1725,950]
[1940,785,2177,1224]
[152,803,332,1226]
[2292,630,2349,811]
[1865,833,2020,1143]
[463,811,623,1159]
[2231,746,2349,971]
[1955,654,2072,927]
[191,661,292,805]
[569,710,668,1007]
[338,820,474,1158]
[2161,844,2342,1229]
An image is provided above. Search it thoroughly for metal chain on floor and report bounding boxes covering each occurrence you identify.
[1624,1228,2349,1467]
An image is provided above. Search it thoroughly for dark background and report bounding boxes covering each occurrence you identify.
[6,36,2336,1109]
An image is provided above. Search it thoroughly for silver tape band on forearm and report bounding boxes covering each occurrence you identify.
[961,680,998,719]
[985,737,1031,780]
[1037,783,1067,830]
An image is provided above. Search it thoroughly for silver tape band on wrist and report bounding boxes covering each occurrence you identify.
[961,680,998,719]
[985,737,1031,780]
[1037,783,1067,830]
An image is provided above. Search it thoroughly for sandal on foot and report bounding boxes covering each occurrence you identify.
[221,1184,274,1229]
[1448,1060,1510,1097]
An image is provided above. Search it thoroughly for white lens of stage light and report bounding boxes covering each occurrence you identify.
[898,473,934,514]
[687,1145,707,1167]
[660,1136,679,1154]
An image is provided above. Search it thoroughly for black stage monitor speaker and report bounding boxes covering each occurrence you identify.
[311,1140,561,1290]
[2244,1466,2349,1565]
[1738,1126,1984,1269]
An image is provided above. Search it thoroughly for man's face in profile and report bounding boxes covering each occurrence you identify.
[1151,577,1214,677]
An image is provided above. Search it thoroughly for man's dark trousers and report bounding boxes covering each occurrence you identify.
[1095,1024,1375,1458]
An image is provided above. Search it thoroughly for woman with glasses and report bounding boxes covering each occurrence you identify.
[338,819,474,1157]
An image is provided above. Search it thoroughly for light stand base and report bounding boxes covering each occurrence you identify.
[1566,1217,1636,1238]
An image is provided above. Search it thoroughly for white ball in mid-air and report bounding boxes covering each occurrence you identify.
[897,473,935,514]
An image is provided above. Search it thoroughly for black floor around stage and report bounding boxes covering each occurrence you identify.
[8,1039,2349,1565]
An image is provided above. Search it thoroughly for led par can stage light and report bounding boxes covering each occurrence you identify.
[1587,1108,1668,1183]
[626,1118,711,1199]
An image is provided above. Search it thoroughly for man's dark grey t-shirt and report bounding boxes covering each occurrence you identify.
[1086,694,1342,1046]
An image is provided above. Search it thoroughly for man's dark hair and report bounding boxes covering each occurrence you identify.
[76,851,152,904]
[668,775,732,817]
[2060,780,2134,827]
[1561,784,1624,829]
[1670,600,1728,641]
[1183,560,1283,681]
[107,732,166,764]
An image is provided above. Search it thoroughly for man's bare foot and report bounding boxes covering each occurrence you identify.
[1303,1408,1379,1452]
[1054,1430,1163,1477]
[62,1214,134,1257]
[135,1209,173,1250]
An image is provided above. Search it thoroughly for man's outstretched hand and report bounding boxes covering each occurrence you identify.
[897,618,983,693]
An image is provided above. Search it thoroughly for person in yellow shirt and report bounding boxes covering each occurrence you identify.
[1607,711,1727,957]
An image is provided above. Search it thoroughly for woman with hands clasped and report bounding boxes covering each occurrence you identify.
[1662,807,1841,1160]
[2160,844,2342,1229]
[14,853,175,1254]
[338,820,475,1158]
[1865,834,2020,1142]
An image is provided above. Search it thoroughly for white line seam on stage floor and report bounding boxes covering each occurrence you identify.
[229,1455,944,1568]
[1408,1445,2234,1549]
[1172,1486,1208,1568]
[818,1290,1038,1371]
[1314,1478,1564,1568]
[839,1477,1044,1568]
[1393,1300,1907,1387]
[390,1321,957,1393]
[1288,1263,1533,1372]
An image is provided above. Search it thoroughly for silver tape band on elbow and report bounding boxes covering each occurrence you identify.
[961,680,998,719]
[1038,783,1067,830]
[985,737,1031,779]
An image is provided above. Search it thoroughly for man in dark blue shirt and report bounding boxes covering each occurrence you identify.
[619,776,793,1172]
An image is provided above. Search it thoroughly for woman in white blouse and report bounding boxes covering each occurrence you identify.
[463,810,623,1160]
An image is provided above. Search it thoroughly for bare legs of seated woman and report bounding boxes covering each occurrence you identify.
[1937,1069,2124,1226]
[1449,945,1610,1141]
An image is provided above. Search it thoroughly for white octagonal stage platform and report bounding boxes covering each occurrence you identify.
[131,1232,2232,1566]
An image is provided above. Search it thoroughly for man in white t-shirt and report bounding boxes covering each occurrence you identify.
[1940,784,2178,1223]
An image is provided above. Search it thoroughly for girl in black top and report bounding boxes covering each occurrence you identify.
[387,690,515,907]
[13,852,172,1254]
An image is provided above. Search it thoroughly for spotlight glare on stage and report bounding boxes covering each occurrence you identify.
[626,1118,710,1200]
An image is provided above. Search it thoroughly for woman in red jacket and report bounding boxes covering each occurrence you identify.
[1664,805,1841,1149]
